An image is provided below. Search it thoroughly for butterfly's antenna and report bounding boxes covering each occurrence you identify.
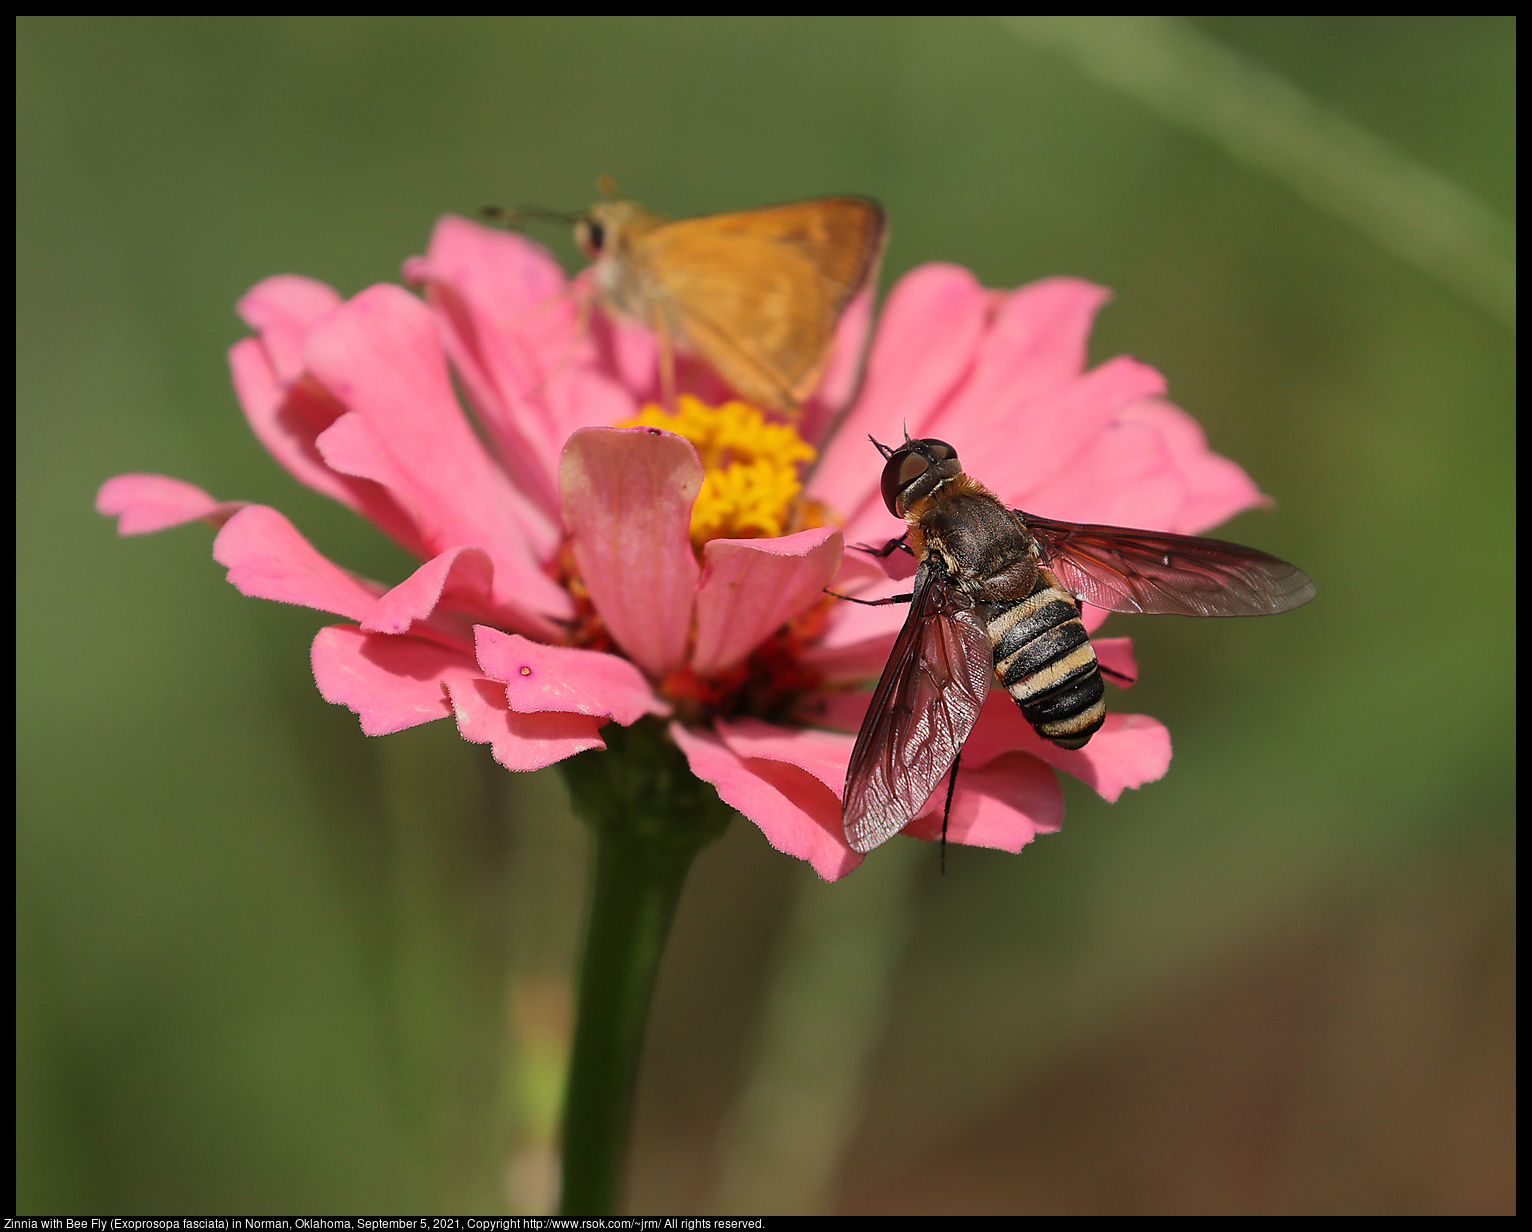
[869,435,895,460]
[480,204,583,228]
[940,750,961,876]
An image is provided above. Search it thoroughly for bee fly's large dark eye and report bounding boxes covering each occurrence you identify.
[919,438,958,463]
[881,449,929,515]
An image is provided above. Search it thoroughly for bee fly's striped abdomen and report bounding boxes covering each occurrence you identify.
[986,576,1105,750]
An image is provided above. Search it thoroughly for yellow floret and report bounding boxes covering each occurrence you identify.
[618,397,817,552]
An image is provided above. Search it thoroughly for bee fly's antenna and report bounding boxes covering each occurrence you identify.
[869,435,895,460]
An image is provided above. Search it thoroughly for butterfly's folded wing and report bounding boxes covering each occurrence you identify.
[842,563,993,854]
[643,197,886,410]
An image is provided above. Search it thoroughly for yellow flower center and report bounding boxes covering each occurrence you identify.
[618,396,819,553]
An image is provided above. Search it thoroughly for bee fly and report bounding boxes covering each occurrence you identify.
[837,436,1316,856]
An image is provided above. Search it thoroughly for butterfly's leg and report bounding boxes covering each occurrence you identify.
[940,749,961,876]
[653,314,678,413]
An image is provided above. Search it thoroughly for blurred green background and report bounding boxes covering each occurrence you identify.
[18,16,1514,1215]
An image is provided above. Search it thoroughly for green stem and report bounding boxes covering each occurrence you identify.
[556,719,731,1215]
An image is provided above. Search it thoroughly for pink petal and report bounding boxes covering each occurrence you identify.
[358,546,496,644]
[922,277,1113,444]
[96,474,246,535]
[584,288,660,398]
[559,426,702,679]
[312,624,475,735]
[228,336,428,556]
[903,752,1064,852]
[236,275,344,384]
[474,628,670,725]
[799,569,911,684]
[405,217,636,521]
[961,696,1172,802]
[713,716,853,794]
[445,672,607,771]
[691,528,843,676]
[792,688,873,734]
[808,264,992,531]
[1018,417,1186,528]
[670,722,860,882]
[1092,637,1138,687]
[954,355,1169,514]
[302,283,571,627]
[1117,398,1269,533]
[798,282,878,447]
[212,505,385,621]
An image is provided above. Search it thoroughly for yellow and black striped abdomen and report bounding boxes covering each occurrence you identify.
[987,578,1105,750]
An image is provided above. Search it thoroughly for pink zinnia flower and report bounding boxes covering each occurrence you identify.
[98,216,1266,881]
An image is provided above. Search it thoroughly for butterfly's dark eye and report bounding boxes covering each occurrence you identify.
[575,218,606,256]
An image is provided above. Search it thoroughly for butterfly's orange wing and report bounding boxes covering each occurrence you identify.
[634,197,886,412]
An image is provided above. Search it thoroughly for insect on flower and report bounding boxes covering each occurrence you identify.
[487,192,886,415]
[838,436,1316,856]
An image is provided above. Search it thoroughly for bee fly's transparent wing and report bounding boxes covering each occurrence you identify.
[841,562,994,854]
[1019,512,1317,617]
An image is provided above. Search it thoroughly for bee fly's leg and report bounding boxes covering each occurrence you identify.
[851,533,913,559]
[822,589,913,606]
[940,750,961,876]
[1098,663,1135,685]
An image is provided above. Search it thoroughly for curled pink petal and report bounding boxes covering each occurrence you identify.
[359,546,499,646]
[670,722,859,882]
[312,624,474,735]
[236,275,343,384]
[213,505,384,621]
[475,628,670,725]
[903,751,1065,852]
[559,426,702,679]
[691,528,843,676]
[96,474,246,535]
[361,545,490,631]
[445,673,606,771]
